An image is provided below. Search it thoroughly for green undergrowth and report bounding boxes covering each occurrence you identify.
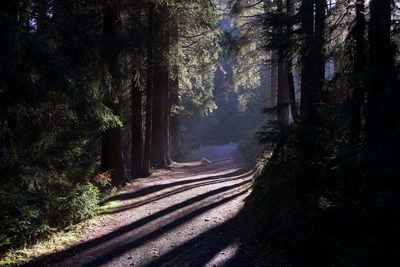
[0,219,92,267]
[0,179,122,266]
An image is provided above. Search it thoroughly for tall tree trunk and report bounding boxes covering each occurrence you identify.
[314,0,326,102]
[365,0,394,142]
[300,0,325,124]
[350,0,366,145]
[170,76,180,159]
[277,0,290,125]
[131,56,145,177]
[142,3,155,176]
[364,0,397,182]
[268,52,278,122]
[285,0,299,123]
[299,0,314,121]
[353,0,366,74]
[151,60,167,168]
[264,0,277,123]
[287,59,299,122]
[169,20,180,160]
[150,5,168,168]
[100,1,124,186]
[130,4,145,178]
[277,58,290,125]
[163,73,172,165]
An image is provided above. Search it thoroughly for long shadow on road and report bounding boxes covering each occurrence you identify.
[102,171,253,215]
[104,165,247,203]
[21,165,254,267]
[84,189,250,266]
[143,217,247,267]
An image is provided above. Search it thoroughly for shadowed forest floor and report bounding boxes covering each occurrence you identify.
[21,144,267,267]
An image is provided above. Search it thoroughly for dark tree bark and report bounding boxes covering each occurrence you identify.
[142,3,155,176]
[130,5,145,178]
[287,59,299,122]
[285,0,299,123]
[299,0,315,121]
[277,59,290,125]
[150,5,169,168]
[268,53,278,122]
[131,57,145,177]
[353,0,366,74]
[100,1,124,186]
[151,58,167,168]
[169,20,180,160]
[314,0,326,101]
[364,0,397,183]
[276,0,290,125]
[169,76,180,159]
[365,0,395,142]
[350,0,366,145]
[277,60,290,125]
[300,0,325,124]
[163,74,172,165]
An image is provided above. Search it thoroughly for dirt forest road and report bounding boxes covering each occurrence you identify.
[23,144,259,267]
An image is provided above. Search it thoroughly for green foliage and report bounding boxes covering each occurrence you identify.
[0,181,101,254]
[0,0,122,253]
[55,183,100,227]
[0,185,52,253]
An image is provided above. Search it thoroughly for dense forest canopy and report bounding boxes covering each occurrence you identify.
[1,0,400,266]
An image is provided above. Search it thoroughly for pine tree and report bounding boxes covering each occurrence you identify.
[100,0,124,186]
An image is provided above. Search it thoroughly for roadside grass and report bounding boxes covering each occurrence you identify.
[0,189,124,267]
